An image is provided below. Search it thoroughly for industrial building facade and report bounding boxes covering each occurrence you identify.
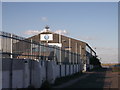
[27,26,96,67]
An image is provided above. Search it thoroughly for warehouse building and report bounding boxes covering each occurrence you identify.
[27,26,96,71]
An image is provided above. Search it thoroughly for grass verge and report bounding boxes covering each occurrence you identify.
[52,72,83,86]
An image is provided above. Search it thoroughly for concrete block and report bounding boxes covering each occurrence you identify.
[61,65,65,77]
[66,65,69,76]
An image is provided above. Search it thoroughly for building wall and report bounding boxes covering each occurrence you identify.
[27,32,87,62]
[27,31,97,67]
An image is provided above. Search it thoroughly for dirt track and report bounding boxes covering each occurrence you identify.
[65,68,120,89]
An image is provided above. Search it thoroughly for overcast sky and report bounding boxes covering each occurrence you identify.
[2,2,118,63]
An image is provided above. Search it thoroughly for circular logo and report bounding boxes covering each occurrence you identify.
[44,34,49,40]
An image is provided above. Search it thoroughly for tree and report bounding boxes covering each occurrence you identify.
[90,56,101,67]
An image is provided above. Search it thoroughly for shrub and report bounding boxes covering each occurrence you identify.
[40,81,52,89]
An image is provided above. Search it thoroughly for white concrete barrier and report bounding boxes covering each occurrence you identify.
[61,65,65,77]
[24,59,30,88]
[12,70,24,88]
[47,60,56,84]
[78,64,81,72]
[77,64,79,73]
[73,65,76,74]
[66,65,69,76]
[2,71,10,88]
[2,58,83,89]
[40,60,46,83]
[31,60,42,88]
[2,58,11,88]
[70,65,73,75]
[55,64,60,78]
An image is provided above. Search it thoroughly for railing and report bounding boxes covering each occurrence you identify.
[0,31,81,64]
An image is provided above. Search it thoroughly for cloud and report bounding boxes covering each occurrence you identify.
[24,30,41,35]
[41,17,48,22]
[54,30,68,35]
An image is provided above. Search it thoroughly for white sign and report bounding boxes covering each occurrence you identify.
[40,34,53,41]
[48,43,62,47]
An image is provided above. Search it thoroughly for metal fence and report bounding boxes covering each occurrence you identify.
[0,31,81,64]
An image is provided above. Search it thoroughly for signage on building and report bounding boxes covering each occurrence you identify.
[40,34,53,41]
[48,43,62,47]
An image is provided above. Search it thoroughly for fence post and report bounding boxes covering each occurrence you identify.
[60,65,61,77]
[54,47,56,61]
[60,48,61,64]
[39,43,41,60]
[10,34,13,89]
[30,39,33,59]
[10,34,13,59]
